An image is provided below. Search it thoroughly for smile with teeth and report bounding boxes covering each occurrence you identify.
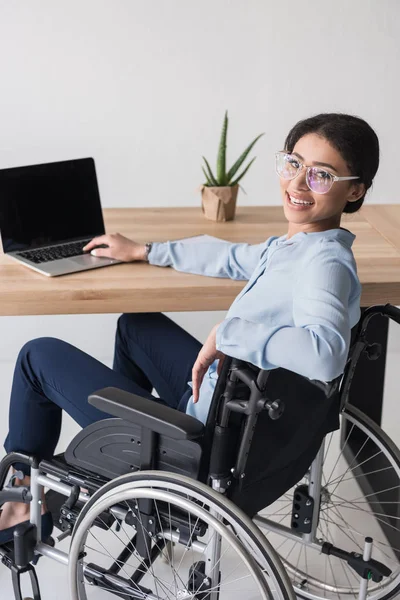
[288,194,314,206]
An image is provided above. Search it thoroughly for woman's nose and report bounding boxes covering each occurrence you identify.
[292,167,309,190]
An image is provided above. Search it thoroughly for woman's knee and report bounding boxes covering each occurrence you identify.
[116,313,166,343]
[17,337,70,368]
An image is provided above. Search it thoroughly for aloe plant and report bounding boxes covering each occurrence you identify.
[202,111,264,187]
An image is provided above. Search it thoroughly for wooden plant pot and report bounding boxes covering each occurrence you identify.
[200,184,239,222]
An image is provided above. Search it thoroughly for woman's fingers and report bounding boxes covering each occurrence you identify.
[192,358,209,403]
[90,247,113,258]
[82,235,109,252]
[192,353,225,403]
[192,323,224,404]
[192,366,205,403]
[82,233,142,262]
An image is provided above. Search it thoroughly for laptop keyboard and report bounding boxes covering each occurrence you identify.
[17,240,91,264]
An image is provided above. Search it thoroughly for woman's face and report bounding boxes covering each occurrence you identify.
[280,133,364,232]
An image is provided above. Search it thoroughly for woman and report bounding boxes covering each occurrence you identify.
[0,112,379,542]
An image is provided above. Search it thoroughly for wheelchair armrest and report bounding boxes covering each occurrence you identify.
[88,387,205,441]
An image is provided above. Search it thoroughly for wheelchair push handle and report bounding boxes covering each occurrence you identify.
[382,303,400,324]
[360,303,400,360]
[358,303,400,336]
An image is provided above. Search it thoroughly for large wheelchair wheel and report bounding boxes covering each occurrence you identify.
[256,404,400,600]
[68,471,295,600]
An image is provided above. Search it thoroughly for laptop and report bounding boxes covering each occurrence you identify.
[0,157,121,276]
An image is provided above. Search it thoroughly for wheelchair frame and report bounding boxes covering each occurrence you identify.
[254,302,400,545]
[1,303,400,600]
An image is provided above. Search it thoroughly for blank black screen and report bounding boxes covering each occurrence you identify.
[0,157,105,252]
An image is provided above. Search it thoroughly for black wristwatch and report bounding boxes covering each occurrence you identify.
[144,242,153,262]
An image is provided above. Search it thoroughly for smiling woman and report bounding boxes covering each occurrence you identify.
[277,113,379,239]
[278,134,363,219]
[0,113,380,546]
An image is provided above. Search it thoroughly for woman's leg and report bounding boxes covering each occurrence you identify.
[113,313,202,409]
[0,337,158,532]
[4,315,201,467]
[1,315,201,534]
[3,337,160,473]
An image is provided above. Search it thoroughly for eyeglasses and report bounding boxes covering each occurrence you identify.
[275,151,359,194]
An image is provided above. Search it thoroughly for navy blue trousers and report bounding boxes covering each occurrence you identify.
[4,313,202,475]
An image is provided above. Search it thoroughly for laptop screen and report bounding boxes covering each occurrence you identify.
[0,157,105,253]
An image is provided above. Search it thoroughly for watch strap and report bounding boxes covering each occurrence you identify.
[144,242,153,262]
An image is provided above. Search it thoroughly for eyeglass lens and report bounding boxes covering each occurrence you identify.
[276,153,333,193]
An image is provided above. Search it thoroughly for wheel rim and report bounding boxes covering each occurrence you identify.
[257,407,400,600]
[69,485,278,599]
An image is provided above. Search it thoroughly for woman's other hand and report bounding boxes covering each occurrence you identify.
[192,323,226,403]
[83,234,147,262]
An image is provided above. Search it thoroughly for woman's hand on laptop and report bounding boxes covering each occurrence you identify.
[82,234,147,262]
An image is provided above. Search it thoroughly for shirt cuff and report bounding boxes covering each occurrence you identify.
[147,242,171,267]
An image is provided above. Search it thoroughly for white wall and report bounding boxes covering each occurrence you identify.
[0,0,399,454]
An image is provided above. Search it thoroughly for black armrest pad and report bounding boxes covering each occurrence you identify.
[89,387,205,441]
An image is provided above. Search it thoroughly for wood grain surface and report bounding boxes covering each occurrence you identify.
[0,205,399,315]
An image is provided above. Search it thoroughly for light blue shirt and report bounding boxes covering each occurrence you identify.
[148,228,362,424]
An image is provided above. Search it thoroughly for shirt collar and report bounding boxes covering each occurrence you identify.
[276,227,356,248]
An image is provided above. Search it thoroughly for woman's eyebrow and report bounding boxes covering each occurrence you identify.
[292,152,338,173]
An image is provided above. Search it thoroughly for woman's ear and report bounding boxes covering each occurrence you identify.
[347,182,365,203]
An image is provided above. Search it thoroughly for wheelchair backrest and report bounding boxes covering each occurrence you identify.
[202,322,360,516]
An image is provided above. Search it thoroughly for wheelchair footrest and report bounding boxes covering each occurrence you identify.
[0,544,41,600]
[11,563,41,600]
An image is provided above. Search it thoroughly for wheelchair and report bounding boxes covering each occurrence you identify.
[1,303,400,600]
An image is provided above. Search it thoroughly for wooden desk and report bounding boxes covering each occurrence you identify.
[0,205,399,316]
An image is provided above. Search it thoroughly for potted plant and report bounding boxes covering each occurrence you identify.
[200,111,264,221]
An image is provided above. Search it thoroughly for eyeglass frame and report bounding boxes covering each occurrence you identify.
[275,151,359,194]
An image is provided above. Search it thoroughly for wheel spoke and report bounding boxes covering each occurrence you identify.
[324,422,355,485]
[87,526,146,596]
[327,439,375,497]
[323,503,364,553]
